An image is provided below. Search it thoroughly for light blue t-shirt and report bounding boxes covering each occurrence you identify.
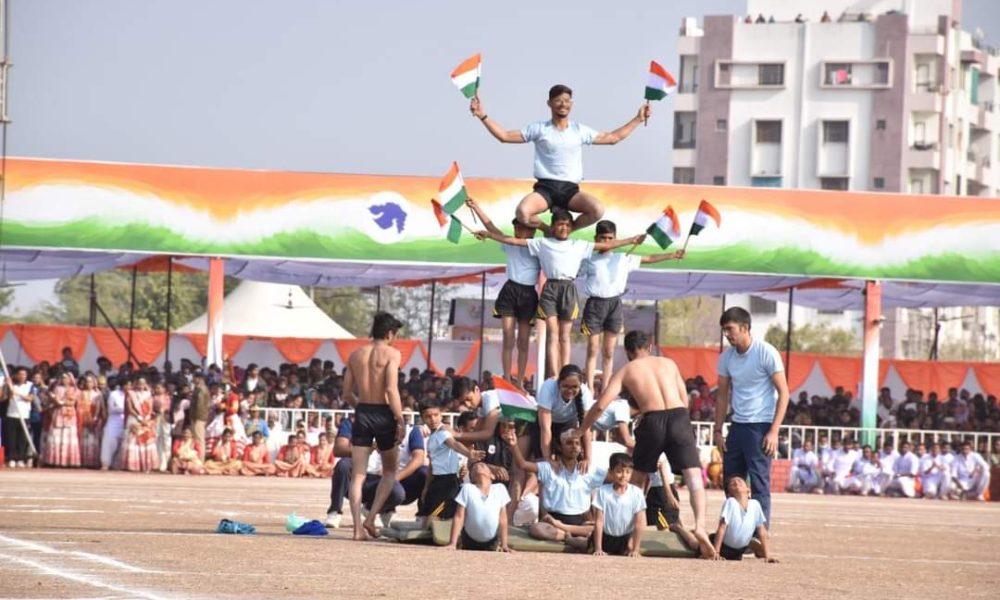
[592,399,631,433]
[583,252,642,299]
[592,483,646,537]
[719,497,766,548]
[503,244,540,286]
[428,427,461,475]
[478,389,501,419]
[526,238,594,281]
[536,461,607,514]
[455,482,511,542]
[520,120,599,183]
[717,338,784,423]
[536,377,593,425]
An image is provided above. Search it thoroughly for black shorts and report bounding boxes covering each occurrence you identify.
[494,280,538,322]
[538,279,579,322]
[546,511,587,526]
[581,296,624,335]
[589,532,631,555]
[352,403,397,451]
[633,408,701,473]
[461,529,498,551]
[417,474,460,519]
[533,178,580,211]
[709,533,746,561]
[645,485,680,529]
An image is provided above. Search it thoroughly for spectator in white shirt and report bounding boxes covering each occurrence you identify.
[844,445,880,496]
[709,475,777,562]
[827,439,859,494]
[953,441,990,501]
[885,442,919,498]
[875,440,901,494]
[920,443,951,500]
[787,440,822,494]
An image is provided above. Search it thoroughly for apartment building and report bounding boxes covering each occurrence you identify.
[675,0,1000,360]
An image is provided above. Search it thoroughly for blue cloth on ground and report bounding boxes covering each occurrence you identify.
[216,518,256,535]
[292,520,329,536]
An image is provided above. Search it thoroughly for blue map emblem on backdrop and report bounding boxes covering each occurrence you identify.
[369,203,407,234]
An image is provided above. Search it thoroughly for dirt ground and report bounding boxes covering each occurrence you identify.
[0,470,997,599]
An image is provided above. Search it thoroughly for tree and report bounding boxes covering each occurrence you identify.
[0,286,15,319]
[657,296,725,348]
[310,287,376,338]
[765,323,860,355]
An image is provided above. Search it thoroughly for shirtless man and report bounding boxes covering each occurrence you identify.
[344,312,406,540]
[578,330,715,558]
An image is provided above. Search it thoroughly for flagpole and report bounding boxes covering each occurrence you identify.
[681,231,692,253]
[643,100,649,127]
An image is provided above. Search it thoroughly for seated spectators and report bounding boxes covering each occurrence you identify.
[204,428,243,475]
[170,429,205,475]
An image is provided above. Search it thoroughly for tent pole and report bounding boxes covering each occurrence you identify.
[426,281,436,372]
[785,287,794,371]
[478,271,486,382]
[205,258,225,368]
[88,274,96,327]
[718,294,726,353]
[376,286,382,312]
[164,256,173,367]
[127,266,137,365]
[861,281,883,447]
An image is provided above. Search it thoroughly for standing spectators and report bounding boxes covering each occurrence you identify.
[101,379,128,470]
[77,374,104,469]
[43,373,82,467]
[152,383,173,472]
[3,367,35,468]
[122,377,158,473]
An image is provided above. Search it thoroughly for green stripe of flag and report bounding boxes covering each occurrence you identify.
[501,404,537,423]
[442,187,468,214]
[446,216,462,244]
[646,223,674,249]
[689,222,706,236]
[459,79,480,99]
[644,87,668,101]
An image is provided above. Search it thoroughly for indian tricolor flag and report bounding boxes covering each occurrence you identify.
[450,53,482,99]
[688,199,722,236]
[437,162,468,214]
[644,61,676,101]
[491,376,537,422]
[646,206,681,249]
[431,199,462,244]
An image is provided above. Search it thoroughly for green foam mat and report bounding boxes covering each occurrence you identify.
[383,525,433,544]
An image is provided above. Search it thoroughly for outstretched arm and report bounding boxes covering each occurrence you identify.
[455,410,500,444]
[503,428,538,474]
[593,105,650,145]
[594,234,645,252]
[444,435,486,461]
[640,249,685,264]
[444,505,465,549]
[470,97,525,144]
[475,230,530,246]
[580,367,625,433]
[465,199,504,236]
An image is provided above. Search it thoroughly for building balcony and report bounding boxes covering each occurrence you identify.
[671,148,696,166]
[673,139,696,149]
[908,33,945,56]
[907,144,940,170]
[908,88,942,113]
[672,93,697,112]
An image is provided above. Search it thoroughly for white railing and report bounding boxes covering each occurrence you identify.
[257,408,998,462]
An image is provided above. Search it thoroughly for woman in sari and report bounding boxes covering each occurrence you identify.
[122,376,157,473]
[152,383,173,472]
[77,374,104,468]
[311,432,336,478]
[43,373,82,467]
[203,428,243,475]
[170,428,205,475]
[274,431,311,478]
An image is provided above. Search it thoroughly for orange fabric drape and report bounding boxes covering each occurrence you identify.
[90,328,167,366]
[816,356,862,391]
[13,324,89,363]
[928,361,974,396]
[972,364,1000,398]
[182,333,247,359]
[659,347,720,387]
[418,343,443,375]
[334,339,370,364]
[889,360,933,394]
[453,341,481,376]
[273,338,324,364]
[785,354,818,393]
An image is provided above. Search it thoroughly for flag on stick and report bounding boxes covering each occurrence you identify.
[646,206,681,249]
[437,162,469,214]
[644,60,676,101]
[491,375,537,422]
[431,199,463,244]
[688,199,722,236]
[450,53,482,99]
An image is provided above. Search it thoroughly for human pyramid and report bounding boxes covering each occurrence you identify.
[330,57,775,562]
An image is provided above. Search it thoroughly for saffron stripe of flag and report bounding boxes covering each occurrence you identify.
[431,199,448,227]
[491,375,538,422]
[450,53,482,99]
[646,206,681,249]
[644,60,677,101]
[438,162,468,214]
[689,200,722,236]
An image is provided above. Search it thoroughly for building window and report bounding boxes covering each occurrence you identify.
[673,112,697,149]
[756,120,782,143]
[873,177,885,189]
[759,64,784,86]
[716,119,727,132]
[825,63,852,85]
[679,55,699,93]
[751,176,782,188]
[749,296,777,315]
[820,177,849,191]
[874,62,890,85]
[876,119,886,131]
[823,121,849,143]
[673,168,695,185]
[713,175,726,186]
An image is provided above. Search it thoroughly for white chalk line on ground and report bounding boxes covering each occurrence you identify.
[0,532,166,574]
[0,553,173,600]
[797,552,1000,567]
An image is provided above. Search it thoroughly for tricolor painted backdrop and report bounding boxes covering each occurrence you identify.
[5,157,1000,284]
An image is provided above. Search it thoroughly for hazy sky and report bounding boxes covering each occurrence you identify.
[6,0,1000,311]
